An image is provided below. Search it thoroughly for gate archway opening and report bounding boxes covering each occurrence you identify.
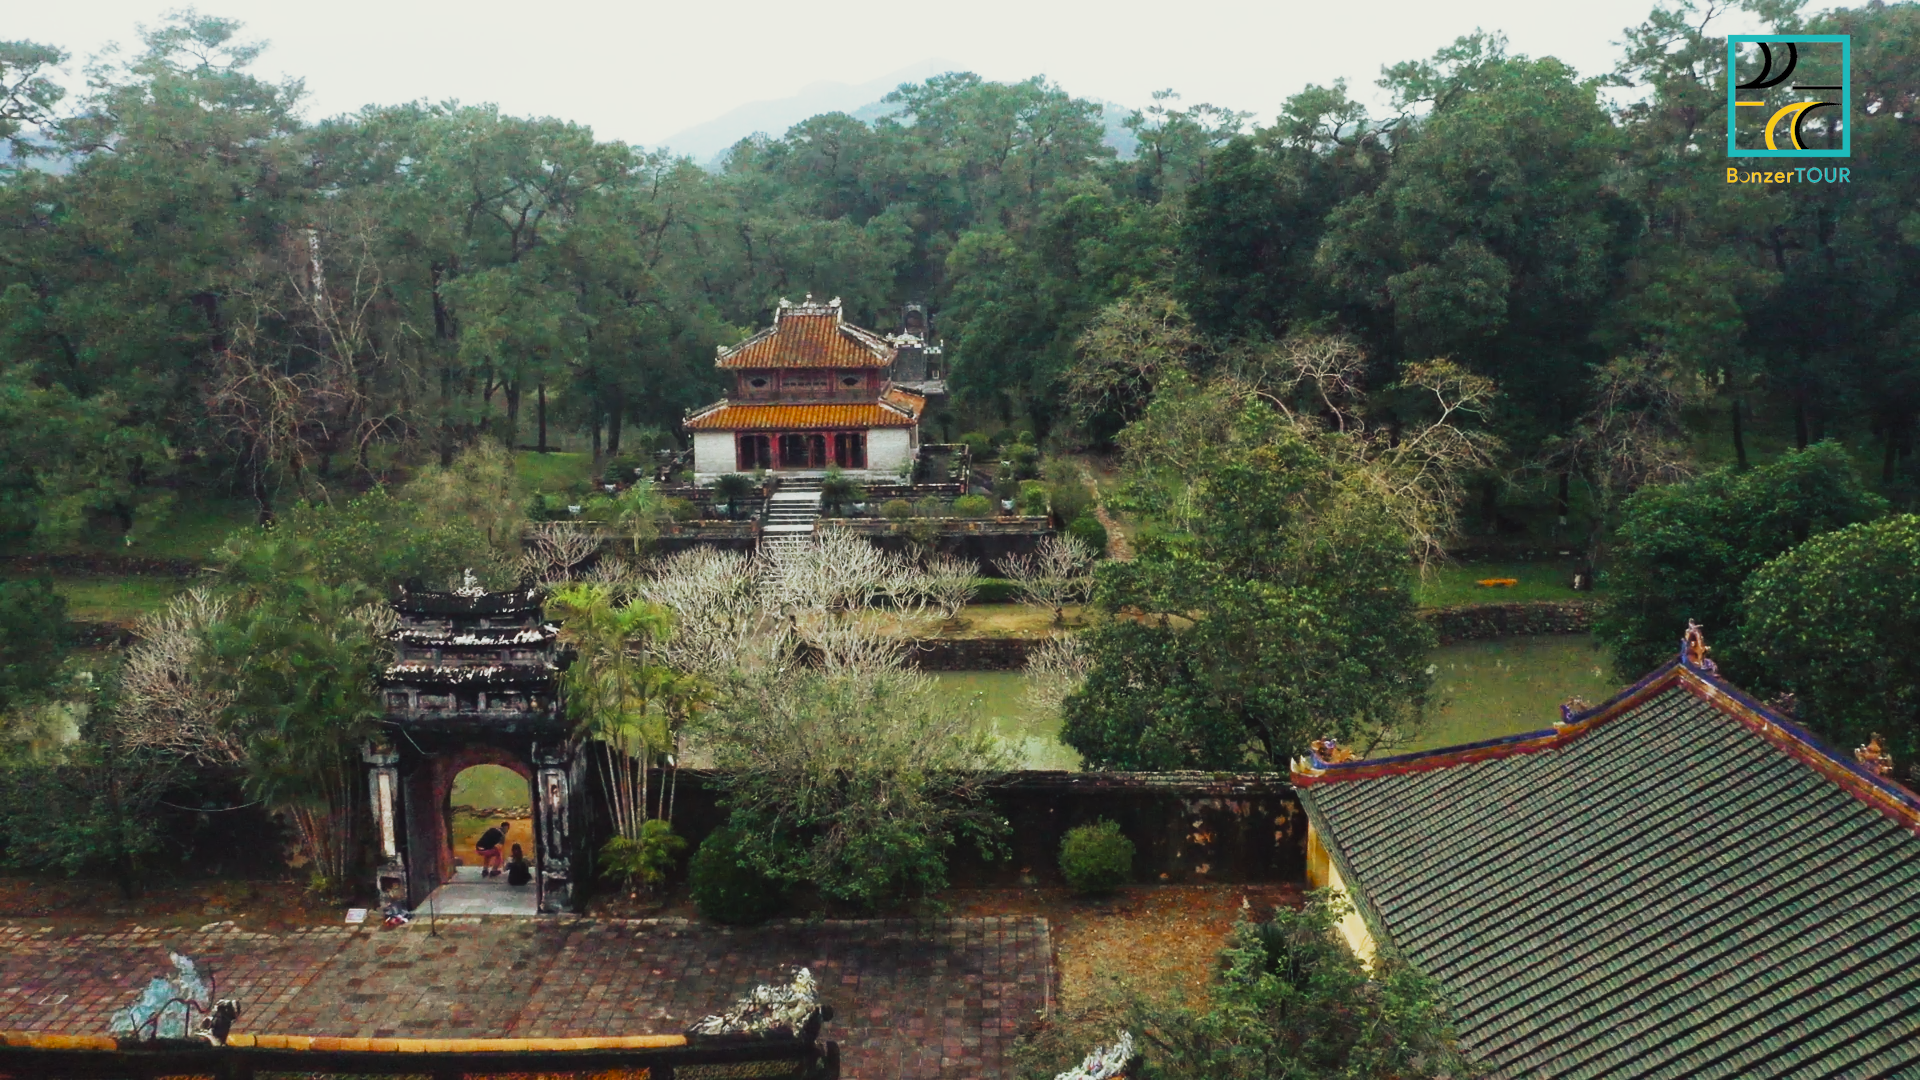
[450,763,536,876]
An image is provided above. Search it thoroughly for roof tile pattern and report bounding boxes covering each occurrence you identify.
[716,306,894,369]
[1299,670,1920,1079]
[684,400,921,431]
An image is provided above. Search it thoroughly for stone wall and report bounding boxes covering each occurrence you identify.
[624,769,1306,890]
[824,519,1054,576]
[903,637,1038,671]
[1419,600,1595,645]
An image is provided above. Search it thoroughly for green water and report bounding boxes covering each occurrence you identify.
[930,671,1083,771]
[930,634,1620,769]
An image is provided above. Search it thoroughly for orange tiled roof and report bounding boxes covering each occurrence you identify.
[716,296,895,369]
[685,396,923,431]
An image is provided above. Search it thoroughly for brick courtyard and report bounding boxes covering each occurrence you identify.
[0,915,1053,1079]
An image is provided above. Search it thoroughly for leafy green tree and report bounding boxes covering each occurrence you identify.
[1316,35,1632,461]
[1064,423,1431,770]
[1019,891,1473,1079]
[706,665,1009,909]
[203,539,386,894]
[0,576,67,716]
[0,39,66,164]
[218,486,505,593]
[549,583,689,845]
[1599,443,1887,675]
[1739,515,1920,763]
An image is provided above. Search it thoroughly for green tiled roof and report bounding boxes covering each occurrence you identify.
[1297,663,1920,1079]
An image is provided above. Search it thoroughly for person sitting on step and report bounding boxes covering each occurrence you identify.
[506,844,532,887]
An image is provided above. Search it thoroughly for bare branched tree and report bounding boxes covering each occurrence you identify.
[1002,535,1097,624]
[1021,633,1091,720]
[636,548,781,680]
[1541,354,1704,576]
[1065,293,1203,431]
[519,521,602,585]
[920,555,981,624]
[116,589,240,767]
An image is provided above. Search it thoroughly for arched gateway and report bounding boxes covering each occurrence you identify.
[361,578,583,914]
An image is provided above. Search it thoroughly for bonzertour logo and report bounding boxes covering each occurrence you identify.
[1727,34,1850,158]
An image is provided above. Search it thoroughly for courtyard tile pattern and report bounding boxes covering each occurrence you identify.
[0,915,1051,1080]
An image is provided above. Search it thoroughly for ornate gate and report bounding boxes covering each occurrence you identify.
[361,579,579,913]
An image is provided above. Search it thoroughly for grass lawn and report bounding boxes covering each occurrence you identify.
[514,450,596,496]
[1415,560,1598,608]
[1395,634,1619,754]
[23,575,184,624]
[59,488,255,563]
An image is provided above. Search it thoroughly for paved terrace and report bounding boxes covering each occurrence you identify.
[0,915,1052,1080]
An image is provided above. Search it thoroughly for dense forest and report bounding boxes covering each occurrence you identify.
[1,0,1917,543]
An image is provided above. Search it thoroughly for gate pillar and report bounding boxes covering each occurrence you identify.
[533,742,576,914]
[362,740,406,910]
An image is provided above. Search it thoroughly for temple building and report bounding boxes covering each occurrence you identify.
[685,296,926,483]
[1292,626,1920,1078]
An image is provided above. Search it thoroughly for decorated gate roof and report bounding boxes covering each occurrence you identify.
[1293,651,1920,1079]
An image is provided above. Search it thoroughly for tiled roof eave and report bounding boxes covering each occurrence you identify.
[1295,654,1920,836]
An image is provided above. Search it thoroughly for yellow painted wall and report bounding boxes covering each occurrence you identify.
[1304,821,1377,967]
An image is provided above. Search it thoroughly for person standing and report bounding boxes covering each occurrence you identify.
[476,821,510,877]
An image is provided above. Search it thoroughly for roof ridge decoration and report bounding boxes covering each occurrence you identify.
[1291,623,1920,836]
[713,294,894,370]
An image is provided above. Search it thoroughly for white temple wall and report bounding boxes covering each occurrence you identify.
[692,431,735,483]
[867,428,914,478]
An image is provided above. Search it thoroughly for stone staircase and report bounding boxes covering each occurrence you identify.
[760,479,822,556]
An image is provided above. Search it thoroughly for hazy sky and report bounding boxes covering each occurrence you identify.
[13,0,1771,150]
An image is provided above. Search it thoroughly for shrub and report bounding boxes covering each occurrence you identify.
[662,497,698,522]
[1018,481,1050,517]
[958,432,992,460]
[689,827,784,924]
[1067,513,1109,556]
[973,577,1021,604]
[992,474,1020,502]
[711,473,756,507]
[1059,818,1133,896]
[913,496,946,518]
[1003,443,1041,480]
[880,498,915,520]
[601,454,642,487]
[953,494,992,517]
[599,820,687,891]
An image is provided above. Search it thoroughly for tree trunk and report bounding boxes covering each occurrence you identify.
[1732,398,1750,470]
[504,382,522,447]
[249,459,274,525]
[537,382,549,453]
[608,400,625,457]
[439,367,455,467]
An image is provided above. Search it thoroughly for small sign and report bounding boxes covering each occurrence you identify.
[344,908,368,925]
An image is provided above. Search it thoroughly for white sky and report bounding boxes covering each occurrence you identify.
[13,0,1773,150]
